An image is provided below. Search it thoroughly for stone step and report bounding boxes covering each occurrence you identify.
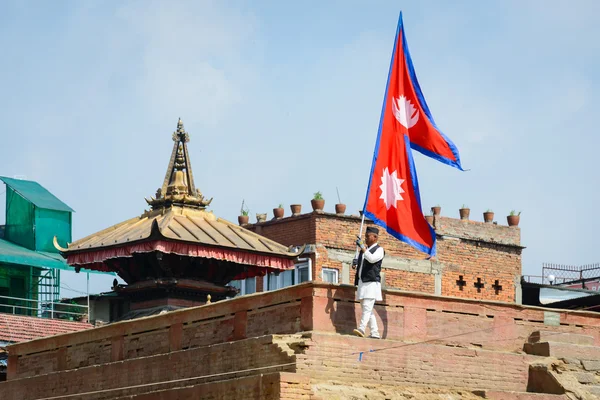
[0,335,297,400]
[524,341,600,361]
[478,391,567,399]
[110,372,308,400]
[586,384,600,396]
[529,330,595,346]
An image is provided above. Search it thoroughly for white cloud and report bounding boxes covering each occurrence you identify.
[114,0,258,126]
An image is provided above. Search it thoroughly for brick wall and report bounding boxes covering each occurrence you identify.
[112,373,311,400]
[249,215,315,247]
[297,332,536,392]
[7,287,313,379]
[0,331,546,399]
[1,335,297,400]
[384,269,435,293]
[8,283,600,382]
[305,284,600,351]
[112,373,284,400]
[438,239,520,302]
[4,283,600,398]
[246,212,523,302]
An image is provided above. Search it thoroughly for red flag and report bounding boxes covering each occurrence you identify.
[399,14,463,170]
[363,12,437,256]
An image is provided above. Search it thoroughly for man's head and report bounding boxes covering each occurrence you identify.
[365,226,379,246]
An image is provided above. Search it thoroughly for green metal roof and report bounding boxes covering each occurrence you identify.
[0,239,113,275]
[0,177,74,213]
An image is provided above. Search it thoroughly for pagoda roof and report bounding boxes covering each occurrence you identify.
[60,206,300,263]
[54,119,302,275]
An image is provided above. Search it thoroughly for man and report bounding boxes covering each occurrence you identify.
[352,226,384,339]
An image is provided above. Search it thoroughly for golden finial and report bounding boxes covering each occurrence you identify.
[206,294,212,304]
[146,118,212,210]
[173,117,189,143]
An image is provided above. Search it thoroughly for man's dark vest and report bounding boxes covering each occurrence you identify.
[354,244,384,286]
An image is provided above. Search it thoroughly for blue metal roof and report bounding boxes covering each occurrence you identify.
[0,177,74,213]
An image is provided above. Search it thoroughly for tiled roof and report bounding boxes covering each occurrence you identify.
[0,313,92,343]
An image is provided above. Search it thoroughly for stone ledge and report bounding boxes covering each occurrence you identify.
[525,341,600,360]
[326,247,442,274]
[528,331,595,346]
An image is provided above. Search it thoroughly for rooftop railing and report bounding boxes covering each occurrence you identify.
[0,294,88,321]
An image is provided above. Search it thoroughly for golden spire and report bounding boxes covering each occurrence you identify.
[146,118,212,210]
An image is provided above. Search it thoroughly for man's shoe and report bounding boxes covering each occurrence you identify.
[368,335,381,339]
[352,328,365,337]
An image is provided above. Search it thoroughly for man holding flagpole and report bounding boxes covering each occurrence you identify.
[352,11,464,337]
[361,11,463,259]
[353,226,384,339]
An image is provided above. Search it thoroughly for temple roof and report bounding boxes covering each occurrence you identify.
[61,206,299,260]
[55,119,301,270]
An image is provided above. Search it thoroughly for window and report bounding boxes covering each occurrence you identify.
[229,280,242,292]
[264,269,295,291]
[322,268,338,284]
[281,269,294,287]
[244,277,256,294]
[228,277,256,296]
[266,274,279,291]
[296,263,310,284]
[263,262,311,292]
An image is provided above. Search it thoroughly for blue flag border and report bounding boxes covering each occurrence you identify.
[399,13,464,171]
[362,12,437,257]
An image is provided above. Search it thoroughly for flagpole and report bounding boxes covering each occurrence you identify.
[358,213,366,237]
[353,213,367,264]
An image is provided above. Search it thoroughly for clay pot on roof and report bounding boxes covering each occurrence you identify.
[335,203,346,215]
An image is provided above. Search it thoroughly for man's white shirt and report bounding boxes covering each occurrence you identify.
[357,243,384,301]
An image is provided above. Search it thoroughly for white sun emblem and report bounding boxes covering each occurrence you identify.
[392,95,419,129]
[379,167,405,210]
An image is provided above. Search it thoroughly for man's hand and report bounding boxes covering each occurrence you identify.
[351,258,358,269]
[355,236,366,252]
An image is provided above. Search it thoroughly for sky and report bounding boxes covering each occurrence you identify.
[0,0,599,296]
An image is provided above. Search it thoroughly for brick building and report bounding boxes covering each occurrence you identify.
[243,210,523,304]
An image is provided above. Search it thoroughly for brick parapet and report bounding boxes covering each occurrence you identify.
[246,212,521,249]
[435,216,521,247]
[1,335,297,400]
[6,285,314,379]
[7,282,600,381]
[246,214,316,247]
